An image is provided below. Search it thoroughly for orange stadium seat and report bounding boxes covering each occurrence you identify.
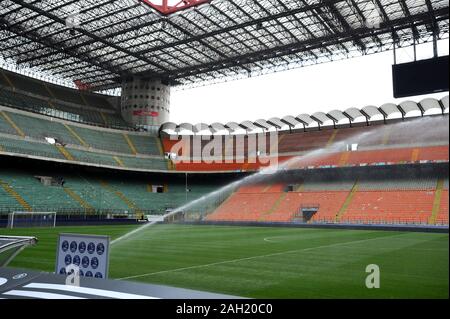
[435,190,449,225]
[278,130,332,153]
[268,191,349,223]
[417,146,449,161]
[341,190,435,224]
[206,192,282,221]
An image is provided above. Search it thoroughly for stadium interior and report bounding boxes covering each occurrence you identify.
[0,0,448,300]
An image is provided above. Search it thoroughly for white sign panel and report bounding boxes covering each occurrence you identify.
[55,234,110,279]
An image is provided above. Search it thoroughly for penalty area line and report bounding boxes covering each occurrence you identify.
[117,232,407,280]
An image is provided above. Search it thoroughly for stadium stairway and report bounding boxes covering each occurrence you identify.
[122,133,138,155]
[335,180,359,222]
[99,181,144,217]
[43,82,56,100]
[63,123,89,147]
[79,92,90,107]
[0,71,15,91]
[63,187,94,212]
[429,179,445,224]
[326,130,339,148]
[128,134,162,156]
[0,178,32,211]
[100,112,108,126]
[338,152,350,167]
[382,125,391,145]
[436,190,449,225]
[411,148,420,162]
[113,156,125,167]
[55,145,75,161]
[259,192,288,221]
[0,111,25,137]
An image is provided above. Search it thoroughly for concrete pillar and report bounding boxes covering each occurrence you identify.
[121,78,170,127]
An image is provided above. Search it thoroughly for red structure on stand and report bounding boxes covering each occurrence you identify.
[141,0,210,15]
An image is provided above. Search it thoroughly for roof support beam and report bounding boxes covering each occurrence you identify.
[373,0,400,42]
[398,0,420,40]
[346,0,383,48]
[0,16,128,83]
[144,8,449,80]
[1,0,80,45]
[324,1,366,53]
[91,6,448,91]
[132,0,348,57]
[7,0,169,73]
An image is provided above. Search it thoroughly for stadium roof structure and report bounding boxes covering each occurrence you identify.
[0,0,448,92]
[160,95,449,135]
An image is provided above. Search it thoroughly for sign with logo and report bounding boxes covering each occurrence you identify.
[55,234,110,279]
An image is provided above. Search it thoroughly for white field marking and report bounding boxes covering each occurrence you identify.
[263,236,281,243]
[2,290,85,299]
[118,233,408,280]
[24,283,158,299]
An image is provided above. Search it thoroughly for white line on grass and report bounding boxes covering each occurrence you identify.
[118,232,408,280]
[263,237,281,243]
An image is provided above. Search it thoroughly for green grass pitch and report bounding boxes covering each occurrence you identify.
[0,224,448,298]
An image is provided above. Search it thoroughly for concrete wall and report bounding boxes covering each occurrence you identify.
[121,78,170,127]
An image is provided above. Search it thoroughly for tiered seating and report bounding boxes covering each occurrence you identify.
[104,181,199,213]
[237,184,272,193]
[0,135,169,171]
[0,136,65,159]
[68,148,119,167]
[0,88,48,111]
[0,171,79,212]
[120,156,168,171]
[208,188,439,225]
[174,161,261,172]
[0,180,22,212]
[1,68,128,128]
[207,193,282,221]
[207,190,350,223]
[0,87,127,128]
[1,108,163,158]
[0,72,11,88]
[346,148,414,165]
[358,177,437,191]
[272,191,348,222]
[0,168,218,215]
[8,74,50,98]
[333,125,386,147]
[418,146,450,161]
[278,130,332,153]
[69,125,133,154]
[286,152,342,168]
[0,112,17,135]
[435,190,449,225]
[301,179,355,191]
[341,191,435,224]
[127,134,161,155]
[263,183,286,193]
[207,162,448,226]
[169,145,449,172]
[4,111,80,145]
[49,85,85,106]
[81,93,113,110]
